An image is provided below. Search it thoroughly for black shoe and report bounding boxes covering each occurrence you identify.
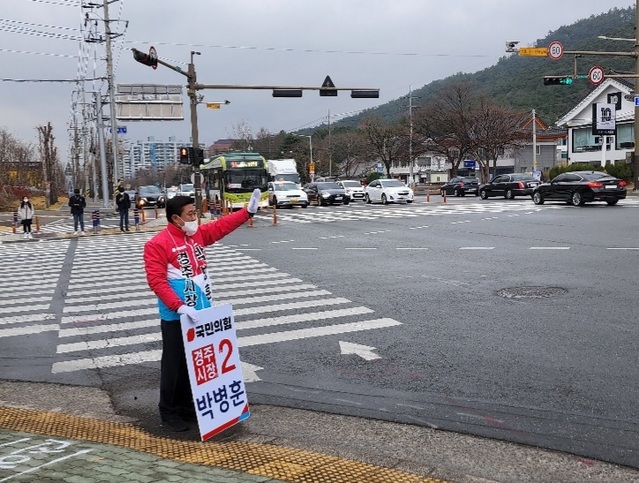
[161,416,189,432]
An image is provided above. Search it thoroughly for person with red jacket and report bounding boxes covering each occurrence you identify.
[144,189,261,432]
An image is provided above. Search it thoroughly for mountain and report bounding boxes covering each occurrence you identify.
[334,6,635,129]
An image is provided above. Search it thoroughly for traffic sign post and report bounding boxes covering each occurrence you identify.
[548,41,564,60]
[588,65,605,86]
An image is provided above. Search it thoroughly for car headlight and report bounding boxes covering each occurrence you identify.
[321,193,330,198]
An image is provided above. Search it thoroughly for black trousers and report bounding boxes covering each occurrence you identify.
[159,320,193,420]
[21,219,32,233]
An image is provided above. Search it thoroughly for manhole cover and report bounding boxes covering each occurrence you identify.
[496,286,567,299]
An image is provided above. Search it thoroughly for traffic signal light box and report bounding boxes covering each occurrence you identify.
[179,147,204,165]
[543,76,573,86]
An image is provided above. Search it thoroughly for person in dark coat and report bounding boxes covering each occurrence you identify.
[69,188,86,235]
[115,186,131,232]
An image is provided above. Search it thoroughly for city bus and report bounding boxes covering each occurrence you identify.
[200,152,269,210]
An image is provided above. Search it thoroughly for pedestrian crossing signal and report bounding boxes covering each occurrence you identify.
[179,147,191,164]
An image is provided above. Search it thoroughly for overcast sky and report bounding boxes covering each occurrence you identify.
[0,0,633,162]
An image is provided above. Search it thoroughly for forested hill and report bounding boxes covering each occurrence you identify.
[337,6,635,129]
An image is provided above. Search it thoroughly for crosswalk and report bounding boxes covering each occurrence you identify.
[257,198,639,224]
[0,233,401,374]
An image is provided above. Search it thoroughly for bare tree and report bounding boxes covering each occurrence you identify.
[228,121,254,151]
[469,99,529,181]
[413,83,476,177]
[360,116,409,177]
[38,122,60,206]
[330,129,368,178]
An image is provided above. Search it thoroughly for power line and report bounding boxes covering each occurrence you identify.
[0,48,77,59]
[123,39,494,59]
[1,77,105,83]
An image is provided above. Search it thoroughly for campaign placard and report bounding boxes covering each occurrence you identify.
[180,303,250,441]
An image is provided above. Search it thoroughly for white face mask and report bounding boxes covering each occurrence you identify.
[179,218,199,236]
[23,198,28,203]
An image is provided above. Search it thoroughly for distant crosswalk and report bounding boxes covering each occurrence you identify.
[256,198,639,225]
[0,233,401,374]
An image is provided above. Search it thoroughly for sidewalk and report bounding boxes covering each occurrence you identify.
[1,382,639,482]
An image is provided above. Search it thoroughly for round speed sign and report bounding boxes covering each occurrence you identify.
[588,65,605,86]
[548,41,563,60]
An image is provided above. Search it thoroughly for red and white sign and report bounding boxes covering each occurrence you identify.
[181,304,250,441]
[588,65,605,86]
[548,41,564,60]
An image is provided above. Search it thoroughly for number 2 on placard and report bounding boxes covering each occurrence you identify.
[219,339,236,374]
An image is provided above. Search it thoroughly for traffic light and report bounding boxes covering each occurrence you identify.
[131,48,157,69]
[543,76,573,86]
[272,89,303,97]
[350,90,380,99]
[178,147,204,165]
[179,147,192,164]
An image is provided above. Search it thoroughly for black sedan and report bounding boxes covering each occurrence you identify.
[479,174,541,199]
[532,171,627,206]
[440,176,479,197]
[303,182,350,206]
[136,185,166,209]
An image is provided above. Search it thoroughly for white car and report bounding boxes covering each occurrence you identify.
[178,183,195,197]
[336,180,366,201]
[267,181,308,208]
[364,179,414,204]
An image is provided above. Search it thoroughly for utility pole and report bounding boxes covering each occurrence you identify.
[188,51,203,213]
[409,85,414,186]
[634,0,639,190]
[328,109,332,178]
[532,109,537,171]
[103,0,120,199]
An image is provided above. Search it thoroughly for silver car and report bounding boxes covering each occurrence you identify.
[336,180,366,201]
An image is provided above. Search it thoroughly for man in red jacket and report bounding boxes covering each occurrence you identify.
[144,189,261,432]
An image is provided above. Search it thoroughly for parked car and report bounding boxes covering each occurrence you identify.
[532,171,627,206]
[440,176,479,197]
[268,181,308,208]
[336,180,366,201]
[178,183,195,198]
[364,179,414,204]
[136,185,166,209]
[479,174,541,199]
[303,182,350,206]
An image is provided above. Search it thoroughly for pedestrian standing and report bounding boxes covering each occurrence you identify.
[69,188,86,235]
[115,186,131,232]
[18,196,34,239]
[143,189,261,432]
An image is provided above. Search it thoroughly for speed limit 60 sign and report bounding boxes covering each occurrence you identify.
[589,65,605,86]
[548,41,563,60]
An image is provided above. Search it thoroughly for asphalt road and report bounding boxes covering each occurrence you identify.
[1,196,638,470]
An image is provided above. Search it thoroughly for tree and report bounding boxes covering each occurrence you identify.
[330,129,368,179]
[469,99,529,181]
[37,122,61,206]
[360,116,409,177]
[413,83,476,177]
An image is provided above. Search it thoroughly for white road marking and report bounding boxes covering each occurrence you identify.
[0,304,50,315]
[396,247,429,250]
[530,247,570,250]
[0,324,59,338]
[607,247,639,250]
[459,247,495,250]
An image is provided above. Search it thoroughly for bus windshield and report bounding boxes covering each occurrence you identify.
[225,169,268,192]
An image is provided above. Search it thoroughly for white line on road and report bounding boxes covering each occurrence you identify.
[344,247,377,250]
[0,313,56,326]
[291,247,318,250]
[0,304,50,315]
[459,247,495,250]
[606,247,639,250]
[396,247,429,250]
[529,247,570,250]
[53,318,401,371]
[0,324,59,338]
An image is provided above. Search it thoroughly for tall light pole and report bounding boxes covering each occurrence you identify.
[103,0,119,198]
